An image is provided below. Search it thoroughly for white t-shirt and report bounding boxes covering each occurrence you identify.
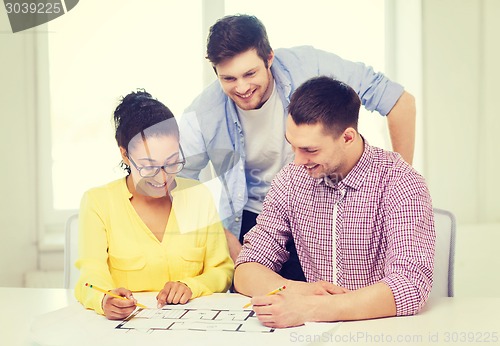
[237,81,294,214]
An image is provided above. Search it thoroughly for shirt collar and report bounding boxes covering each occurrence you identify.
[317,138,373,191]
[270,62,292,99]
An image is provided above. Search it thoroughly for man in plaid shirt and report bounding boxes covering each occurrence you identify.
[234,76,435,328]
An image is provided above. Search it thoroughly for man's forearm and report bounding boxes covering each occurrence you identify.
[234,262,287,296]
[307,282,397,322]
[387,91,416,165]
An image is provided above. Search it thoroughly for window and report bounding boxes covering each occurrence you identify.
[42,0,203,226]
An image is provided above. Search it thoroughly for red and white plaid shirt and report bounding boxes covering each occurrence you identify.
[236,142,435,316]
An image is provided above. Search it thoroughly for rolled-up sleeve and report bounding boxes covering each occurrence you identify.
[314,47,404,116]
[380,179,435,316]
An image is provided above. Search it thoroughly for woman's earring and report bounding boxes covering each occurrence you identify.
[120,160,131,174]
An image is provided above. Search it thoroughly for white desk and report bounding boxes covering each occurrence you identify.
[1,287,75,346]
[310,298,500,345]
[1,287,499,346]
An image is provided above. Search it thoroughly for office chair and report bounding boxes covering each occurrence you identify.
[63,213,80,289]
[429,208,456,298]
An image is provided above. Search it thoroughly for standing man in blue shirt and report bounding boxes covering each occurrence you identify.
[179,14,416,281]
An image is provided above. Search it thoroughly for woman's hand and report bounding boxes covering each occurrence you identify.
[156,281,193,308]
[102,287,137,320]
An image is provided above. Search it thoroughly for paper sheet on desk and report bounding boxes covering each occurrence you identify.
[30,293,340,346]
[30,303,122,346]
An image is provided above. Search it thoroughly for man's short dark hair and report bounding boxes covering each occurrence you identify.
[288,76,361,137]
[206,14,272,68]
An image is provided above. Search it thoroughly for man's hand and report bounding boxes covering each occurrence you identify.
[251,292,312,328]
[102,287,137,320]
[156,281,193,308]
[249,281,348,328]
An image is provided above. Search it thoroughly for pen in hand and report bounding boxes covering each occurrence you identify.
[243,285,286,308]
[85,283,148,309]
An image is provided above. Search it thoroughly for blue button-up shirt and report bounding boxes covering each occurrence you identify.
[179,46,404,238]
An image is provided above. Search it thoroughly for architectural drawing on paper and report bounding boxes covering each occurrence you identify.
[116,308,275,333]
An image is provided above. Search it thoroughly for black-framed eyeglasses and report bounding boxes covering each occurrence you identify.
[128,145,185,177]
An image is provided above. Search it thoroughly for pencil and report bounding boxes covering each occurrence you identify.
[85,283,148,309]
[242,285,286,308]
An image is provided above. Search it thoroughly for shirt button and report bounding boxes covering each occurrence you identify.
[235,217,240,222]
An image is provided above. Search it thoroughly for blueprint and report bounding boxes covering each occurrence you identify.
[116,307,274,333]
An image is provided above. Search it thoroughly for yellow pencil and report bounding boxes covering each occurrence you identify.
[243,285,286,308]
[85,283,148,309]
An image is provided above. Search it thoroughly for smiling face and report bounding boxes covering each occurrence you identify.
[215,48,274,110]
[121,134,181,199]
[285,115,354,182]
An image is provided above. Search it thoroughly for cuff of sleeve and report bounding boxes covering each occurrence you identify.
[75,287,105,315]
[94,294,105,315]
[235,247,283,273]
[380,275,422,316]
[178,278,211,299]
[378,83,405,116]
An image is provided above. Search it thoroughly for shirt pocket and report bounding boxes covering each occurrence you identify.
[177,246,206,277]
[109,254,147,288]
[109,254,146,270]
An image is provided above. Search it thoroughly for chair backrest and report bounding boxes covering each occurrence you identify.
[429,208,456,298]
[64,214,80,289]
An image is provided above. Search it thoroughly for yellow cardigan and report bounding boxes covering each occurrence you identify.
[74,177,233,314]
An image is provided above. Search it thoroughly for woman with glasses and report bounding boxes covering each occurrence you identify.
[74,90,233,320]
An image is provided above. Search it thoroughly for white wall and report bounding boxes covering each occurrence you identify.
[0,10,38,286]
[422,0,500,224]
